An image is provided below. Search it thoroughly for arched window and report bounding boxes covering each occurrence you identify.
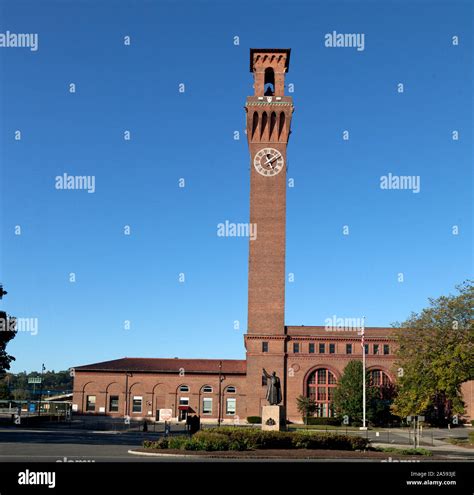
[226,386,236,394]
[270,112,277,139]
[251,112,259,140]
[369,369,394,399]
[264,67,275,96]
[260,112,268,139]
[369,370,390,387]
[202,385,213,393]
[278,112,285,140]
[307,368,337,417]
[179,385,189,393]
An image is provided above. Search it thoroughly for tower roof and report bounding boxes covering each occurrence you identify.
[249,48,291,72]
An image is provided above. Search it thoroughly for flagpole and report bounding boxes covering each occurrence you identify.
[360,316,367,431]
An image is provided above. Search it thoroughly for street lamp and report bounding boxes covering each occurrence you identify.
[38,364,46,417]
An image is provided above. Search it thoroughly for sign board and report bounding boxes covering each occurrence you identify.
[160,409,173,421]
[28,377,42,384]
[28,403,36,413]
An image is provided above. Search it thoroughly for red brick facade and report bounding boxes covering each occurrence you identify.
[72,49,473,424]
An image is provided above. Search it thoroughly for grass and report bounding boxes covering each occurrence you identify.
[375,447,433,456]
[447,432,474,447]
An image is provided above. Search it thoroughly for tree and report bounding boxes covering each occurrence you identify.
[296,395,316,424]
[0,311,16,374]
[0,379,11,400]
[333,360,385,426]
[392,281,474,425]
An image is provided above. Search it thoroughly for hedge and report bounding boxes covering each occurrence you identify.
[246,416,262,424]
[143,427,369,452]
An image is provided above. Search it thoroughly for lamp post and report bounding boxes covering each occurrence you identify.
[38,364,45,417]
[217,361,222,427]
[360,316,368,431]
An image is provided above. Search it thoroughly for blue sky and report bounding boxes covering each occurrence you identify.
[0,0,472,373]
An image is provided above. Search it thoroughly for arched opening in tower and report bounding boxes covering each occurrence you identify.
[264,67,275,96]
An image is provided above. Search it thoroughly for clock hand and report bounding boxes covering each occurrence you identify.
[264,153,281,165]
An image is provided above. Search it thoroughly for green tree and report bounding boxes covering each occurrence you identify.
[296,395,316,424]
[0,379,11,400]
[392,281,474,425]
[333,360,383,426]
[0,312,16,374]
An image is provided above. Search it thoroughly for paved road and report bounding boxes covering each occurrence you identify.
[0,426,471,462]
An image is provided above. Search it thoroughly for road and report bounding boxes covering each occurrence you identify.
[0,426,471,462]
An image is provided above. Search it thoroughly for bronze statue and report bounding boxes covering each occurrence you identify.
[262,368,282,405]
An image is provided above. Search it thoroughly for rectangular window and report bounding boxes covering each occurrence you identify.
[317,387,327,401]
[86,395,96,412]
[132,396,142,413]
[262,341,268,353]
[329,343,335,354]
[202,398,213,415]
[309,343,315,354]
[383,344,390,355]
[373,344,379,355]
[319,343,325,354]
[226,398,236,415]
[346,343,352,354]
[179,397,189,406]
[293,343,300,353]
[317,369,326,384]
[364,343,369,355]
[109,395,119,412]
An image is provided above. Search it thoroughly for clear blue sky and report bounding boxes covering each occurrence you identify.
[0,0,472,373]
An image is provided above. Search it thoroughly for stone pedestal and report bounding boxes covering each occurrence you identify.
[261,405,285,431]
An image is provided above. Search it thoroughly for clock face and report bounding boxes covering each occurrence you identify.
[253,148,285,177]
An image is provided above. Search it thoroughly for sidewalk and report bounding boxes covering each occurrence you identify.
[372,442,474,460]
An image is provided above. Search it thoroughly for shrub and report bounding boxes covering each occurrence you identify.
[247,416,262,424]
[206,427,368,451]
[292,432,369,451]
[306,417,342,426]
[143,437,192,450]
[186,431,230,451]
[143,428,369,452]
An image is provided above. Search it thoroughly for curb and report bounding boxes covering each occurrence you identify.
[128,449,229,459]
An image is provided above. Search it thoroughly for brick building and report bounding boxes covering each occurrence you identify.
[72,49,473,424]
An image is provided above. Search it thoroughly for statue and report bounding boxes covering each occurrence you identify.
[262,368,282,405]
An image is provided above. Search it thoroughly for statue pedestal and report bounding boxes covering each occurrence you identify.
[261,405,285,431]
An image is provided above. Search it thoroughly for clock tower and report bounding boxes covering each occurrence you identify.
[244,48,293,417]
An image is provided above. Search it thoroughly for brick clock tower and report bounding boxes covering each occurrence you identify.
[244,49,293,418]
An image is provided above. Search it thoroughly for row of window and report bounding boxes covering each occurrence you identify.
[262,342,390,355]
[86,395,237,415]
[178,385,236,394]
[201,397,236,415]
